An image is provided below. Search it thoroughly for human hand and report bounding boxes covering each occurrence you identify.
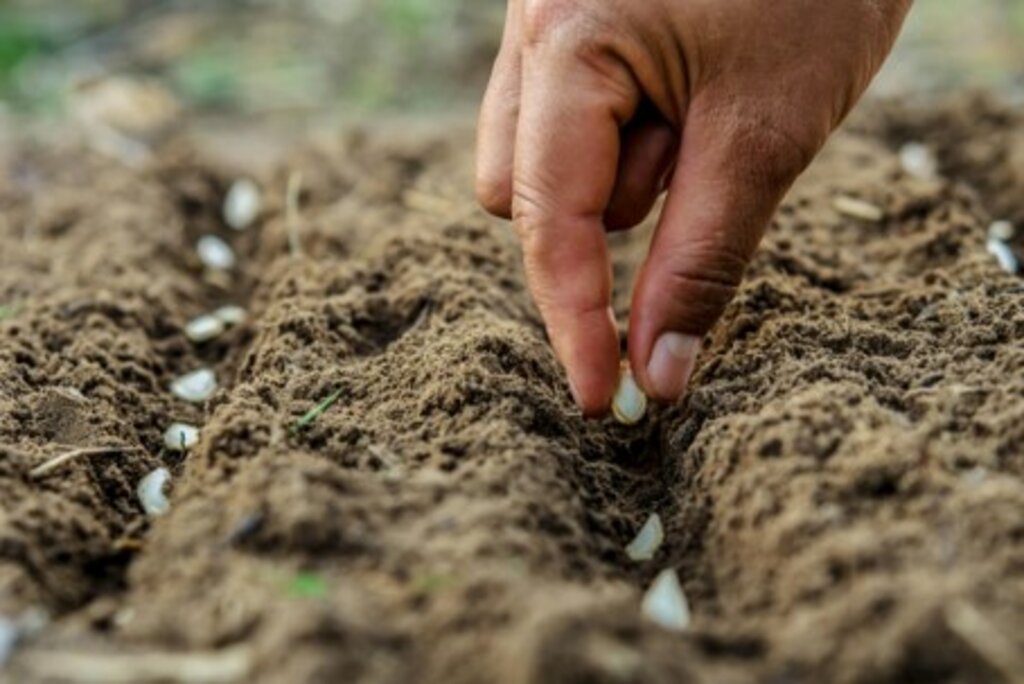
[476,0,912,415]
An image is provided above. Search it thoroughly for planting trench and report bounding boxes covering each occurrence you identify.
[1,96,1023,683]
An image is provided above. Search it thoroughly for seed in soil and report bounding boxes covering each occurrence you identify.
[626,513,664,561]
[170,368,217,403]
[137,467,171,517]
[899,142,939,180]
[223,178,262,231]
[196,235,236,270]
[641,568,691,632]
[612,364,647,426]
[833,195,884,222]
[989,220,1016,242]
[184,314,226,343]
[213,305,247,326]
[986,238,1019,274]
[163,423,200,451]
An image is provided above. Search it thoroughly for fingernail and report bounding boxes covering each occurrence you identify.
[647,333,702,401]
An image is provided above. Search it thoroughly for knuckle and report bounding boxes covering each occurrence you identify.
[522,0,578,46]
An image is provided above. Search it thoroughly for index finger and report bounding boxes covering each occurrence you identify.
[513,21,639,415]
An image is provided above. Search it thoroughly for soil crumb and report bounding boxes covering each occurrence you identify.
[1,96,1023,683]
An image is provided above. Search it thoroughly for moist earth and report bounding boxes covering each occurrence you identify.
[1,96,1023,683]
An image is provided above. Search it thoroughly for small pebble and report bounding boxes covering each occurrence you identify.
[213,305,247,326]
[223,178,262,231]
[184,314,226,343]
[163,423,200,451]
[196,235,236,270]
[898,142,938,180]
[988,220,1016,242]
[137,467,171,517]
[641,568,691,632]
[170,368,217,403]
[987,238,1020,275]
[626,513,664,562]
[833,196,884,223]
[612,363,647,426]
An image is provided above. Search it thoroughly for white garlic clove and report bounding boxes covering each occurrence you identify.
[0,618,15,667]
[626,513,665,562]
[137,467,171,517]
[212,305,247,327]
[641,568,691,632]
[184,314,226,343]
[612,364,647,426]
[988,220,1016,242]
[223,178,262,231]
[196,235,236,270]
[170,368,217,403]
[898,142,938,180]
[163,423,200,451]
[987,238,1019,275]
[833,196,884,223]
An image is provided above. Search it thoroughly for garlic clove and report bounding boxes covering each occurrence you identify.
[212,305,247,327]
[612,364,647,426]
[163,423,200,451]
[641,568,691,631]
[223,178,262,231]
[184,314,225,343]
[196,235,236,270]
[137,467,171,517]
[626,513,665,561]
[170,368,217,403]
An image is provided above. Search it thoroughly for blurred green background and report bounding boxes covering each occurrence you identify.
[0,0,1021,121]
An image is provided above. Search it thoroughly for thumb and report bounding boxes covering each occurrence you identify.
[629,102,819,402]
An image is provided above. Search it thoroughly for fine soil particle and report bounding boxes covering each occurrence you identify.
[1,98,1023,683]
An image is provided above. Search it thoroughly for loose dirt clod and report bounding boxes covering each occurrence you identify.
[223,179,262,231]
[137,467,171,517]
[612,363,647,425]
[625,513,664,561]
[170,369,217,403]
[833,195,885,222]
[641,568,690,632]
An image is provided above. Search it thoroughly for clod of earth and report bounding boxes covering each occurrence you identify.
[833,195,885,222]
[196,235,237,271]
[641,568,691,632]
[170,369,217,403]
[625,513,664,562]
[612,363,647,426]
[163,423,200,452]
[137,467,171,517]
[223,178,262,231]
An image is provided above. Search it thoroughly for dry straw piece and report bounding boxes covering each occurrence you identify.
[833,195,885,223]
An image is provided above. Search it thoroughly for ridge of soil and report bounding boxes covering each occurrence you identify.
[1,96,1023,683]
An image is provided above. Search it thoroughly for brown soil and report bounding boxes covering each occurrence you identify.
[1,97,1023,684]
